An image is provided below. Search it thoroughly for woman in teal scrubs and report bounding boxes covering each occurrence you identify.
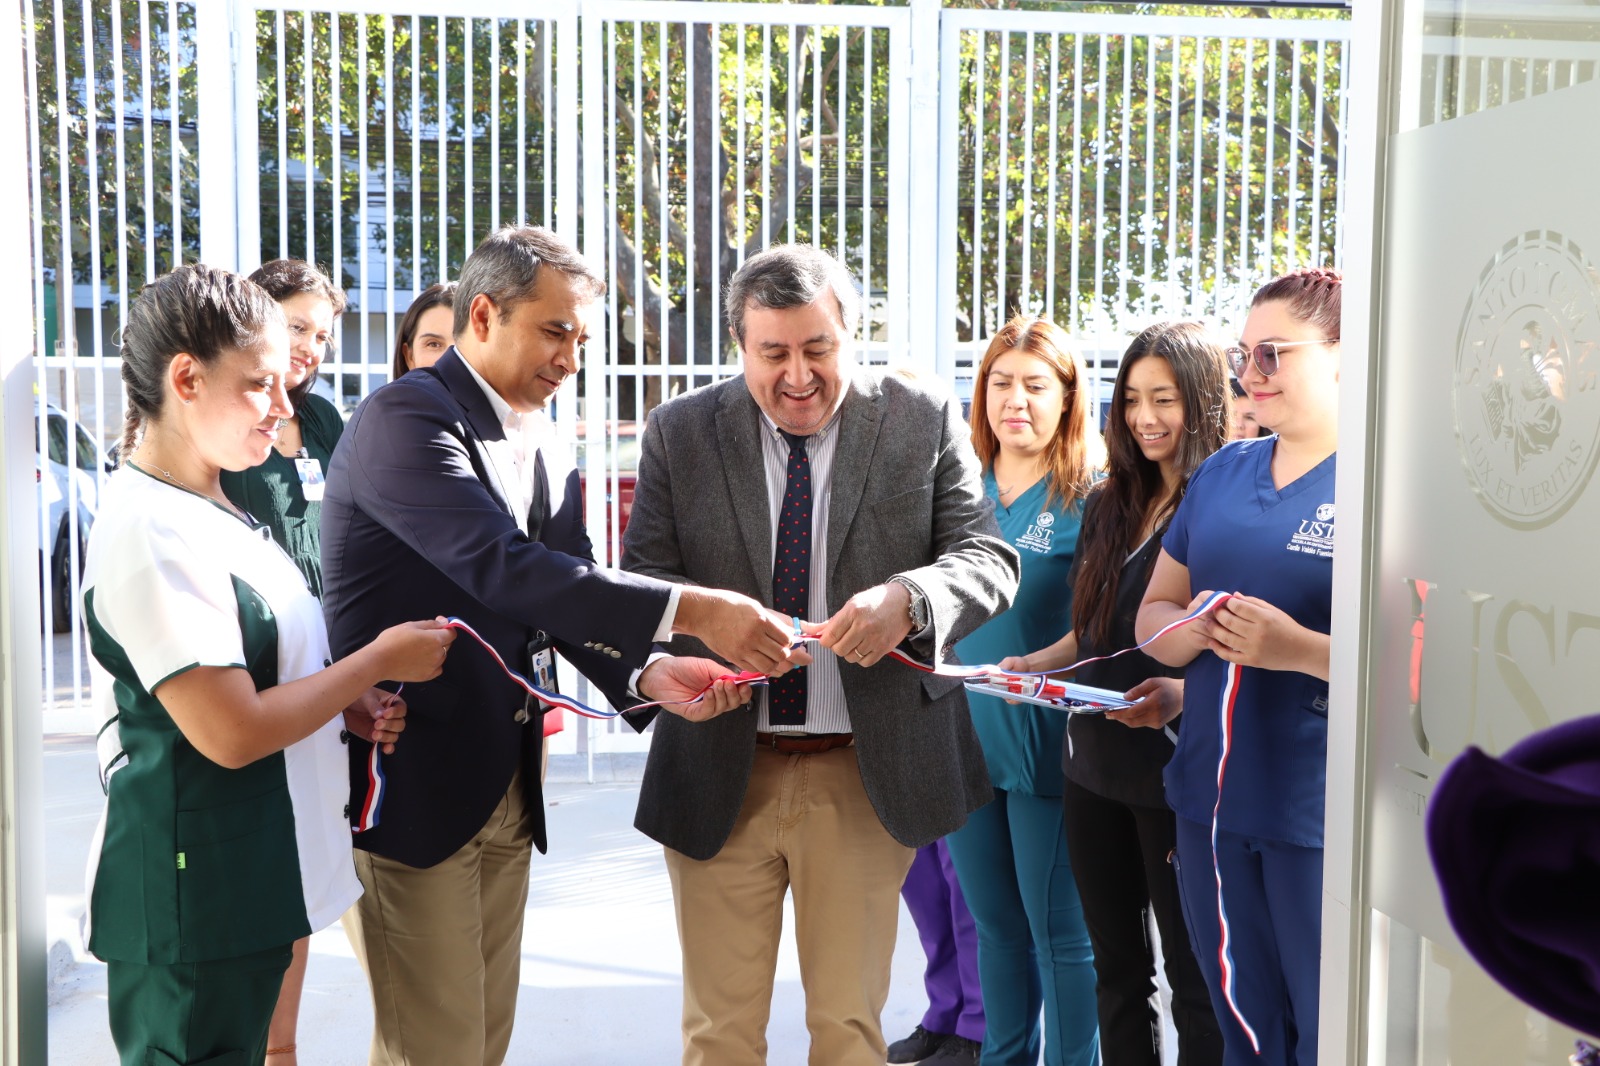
[944,315,1100,1066]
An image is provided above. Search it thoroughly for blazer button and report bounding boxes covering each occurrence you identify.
[339,730,350,745]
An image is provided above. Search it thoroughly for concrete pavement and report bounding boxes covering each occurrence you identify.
[44,737,937,1065]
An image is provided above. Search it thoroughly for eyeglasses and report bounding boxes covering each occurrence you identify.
[1225,339,1334,378]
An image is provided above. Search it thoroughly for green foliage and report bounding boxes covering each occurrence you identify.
[255,12,557,292]
[950,16,1348,339]
[27,0,199,298]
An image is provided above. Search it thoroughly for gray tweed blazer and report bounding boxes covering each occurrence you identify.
[621,370,1021,860]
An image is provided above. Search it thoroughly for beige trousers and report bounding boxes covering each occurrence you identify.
[343,763,535,1066]
[664,745,916,1066]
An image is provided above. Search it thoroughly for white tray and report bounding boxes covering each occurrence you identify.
[962,677,1136,713]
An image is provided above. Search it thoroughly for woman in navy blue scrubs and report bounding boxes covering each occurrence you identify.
[1136,269,1343,1066]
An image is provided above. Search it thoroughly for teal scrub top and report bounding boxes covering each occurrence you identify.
[954,473,1081,796]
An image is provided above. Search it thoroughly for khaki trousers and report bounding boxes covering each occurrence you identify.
[664,745,916,1066]
[344,763,535,1066]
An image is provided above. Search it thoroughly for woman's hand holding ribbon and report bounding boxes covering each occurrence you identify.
[1205,595,1331,680]
[639,657,759,722]
[370,616,458,682]
[343,687,408,754]
[994,656,1036,704]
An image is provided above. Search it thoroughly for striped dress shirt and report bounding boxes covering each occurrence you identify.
[756,411,851,734]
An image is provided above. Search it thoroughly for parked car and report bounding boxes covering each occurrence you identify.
[574,420,640,553]
[36,404,110,632]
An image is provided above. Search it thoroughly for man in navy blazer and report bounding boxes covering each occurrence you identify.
[319,226,786,1066]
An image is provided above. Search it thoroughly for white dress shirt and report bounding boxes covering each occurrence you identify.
[456,351,679,641]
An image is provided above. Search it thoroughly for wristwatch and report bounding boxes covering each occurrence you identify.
[890,576,930,632]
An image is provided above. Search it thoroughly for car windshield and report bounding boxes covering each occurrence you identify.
[38,414,67,466]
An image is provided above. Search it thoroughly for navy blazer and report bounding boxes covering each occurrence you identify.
[320,348,671,868]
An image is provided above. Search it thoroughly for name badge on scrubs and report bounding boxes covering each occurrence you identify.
[294,455,326,501]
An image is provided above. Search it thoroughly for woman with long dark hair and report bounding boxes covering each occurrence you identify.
[944,315,1101,1066]
[1137,269,1343,1065]
[391,281,458,379]
[999,321,1229,1064]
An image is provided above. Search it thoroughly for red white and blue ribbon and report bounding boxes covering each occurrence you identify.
[353,684,401,833]
[1212,656,1259,1052]
[358,586,1255,1051]
[876,589,1259,1048]
[352,618,772,832]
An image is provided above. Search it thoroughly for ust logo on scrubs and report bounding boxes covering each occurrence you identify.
[1287,504,1335,558]
[1016,513,1056,554]
[1452,229,1600,530]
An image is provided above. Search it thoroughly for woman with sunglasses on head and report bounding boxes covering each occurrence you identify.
[998,321,1229,1066]
[944,315,1101,1066]
[218,259,370,1064]
[1135,269,1343,1066]
[84,264,455,1065]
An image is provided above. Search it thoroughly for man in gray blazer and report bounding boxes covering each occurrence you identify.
[621,243,1020,1066]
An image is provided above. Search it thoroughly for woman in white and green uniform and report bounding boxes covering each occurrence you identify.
[82,264,456,1066]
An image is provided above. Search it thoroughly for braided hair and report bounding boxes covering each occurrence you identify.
[118,265,284,461]
[1251,267,1342,341]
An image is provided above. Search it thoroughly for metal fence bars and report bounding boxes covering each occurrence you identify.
[241,1,576,413]
[936,8,1351,406]
[579,1,912,565]
[25,0,200,711]
[24,0,1360,750]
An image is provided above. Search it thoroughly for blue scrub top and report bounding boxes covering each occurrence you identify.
[1161,437,1335,847]
[955,472,1080,797]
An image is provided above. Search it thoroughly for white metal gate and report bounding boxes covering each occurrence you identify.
[937,8,1352,407]
[24,0,1352,749]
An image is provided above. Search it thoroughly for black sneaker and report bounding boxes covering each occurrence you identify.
[922,1035,981,1064]
[886,1024,950,1064]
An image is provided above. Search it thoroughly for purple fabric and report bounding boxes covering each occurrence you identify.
[901,839,985,1042]
[1426,714,1600,1038]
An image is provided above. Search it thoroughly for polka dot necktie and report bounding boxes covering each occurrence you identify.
[768,430,812,726]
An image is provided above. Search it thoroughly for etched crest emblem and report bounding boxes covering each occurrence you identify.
[1452,230,1600,529]
[1316,503,1335,522]
[1035,511,1054,528]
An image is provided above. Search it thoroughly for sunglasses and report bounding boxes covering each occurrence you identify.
[1225,339,1334,378]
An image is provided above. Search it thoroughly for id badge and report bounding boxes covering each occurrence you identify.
[532,645,556,691]
[517,633,556,724]
[294,456,326,501]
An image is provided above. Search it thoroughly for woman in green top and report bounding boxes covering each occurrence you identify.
[87,263,454,1066]
[220,259,345,600]
[218,259,354,1064]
